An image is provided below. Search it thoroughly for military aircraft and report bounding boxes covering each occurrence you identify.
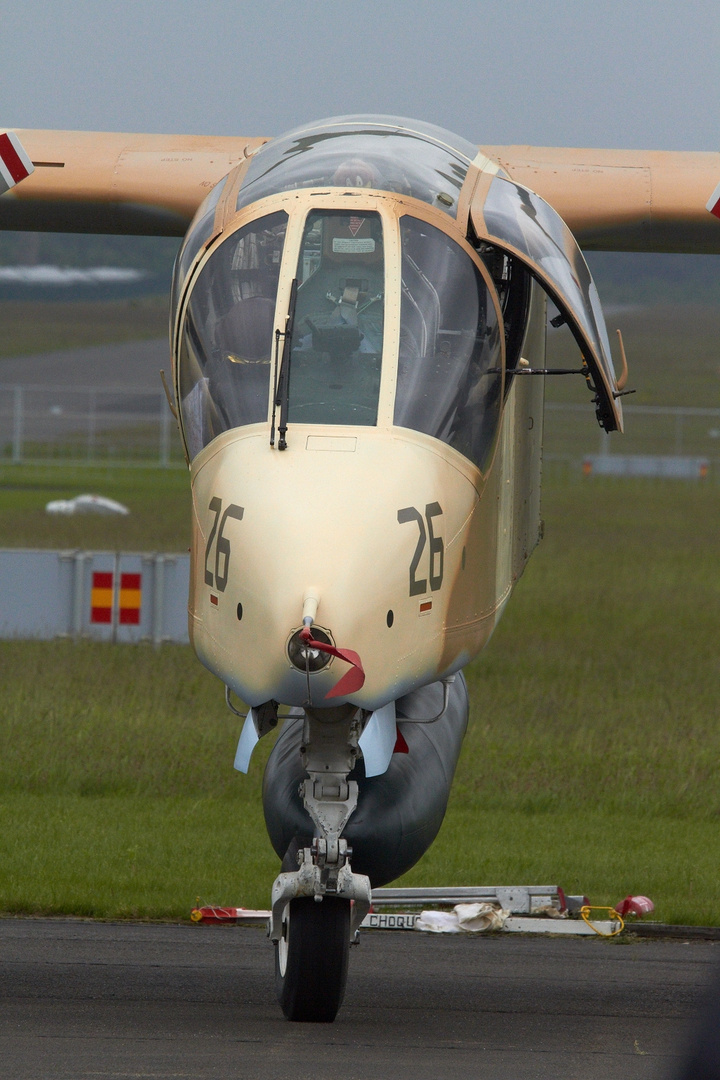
[2,117,719,1022]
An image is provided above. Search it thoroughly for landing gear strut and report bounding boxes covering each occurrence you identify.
[269,705,371,1022]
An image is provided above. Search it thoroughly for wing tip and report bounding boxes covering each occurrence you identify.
[0,131,35,195]
[705,180,720,218]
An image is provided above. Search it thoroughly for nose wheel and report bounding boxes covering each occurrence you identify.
[275,896,351,1022]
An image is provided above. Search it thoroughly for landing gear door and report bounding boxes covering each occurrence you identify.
[470,174,623,432]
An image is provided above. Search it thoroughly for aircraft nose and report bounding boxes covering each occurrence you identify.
[189,427,475,710]
[286,622,366,698]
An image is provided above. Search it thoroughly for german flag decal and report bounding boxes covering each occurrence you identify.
[91,571,113,624]
[119,573,141,625]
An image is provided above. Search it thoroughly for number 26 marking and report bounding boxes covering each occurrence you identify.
[397,502,443,596]
[204,498,244,592]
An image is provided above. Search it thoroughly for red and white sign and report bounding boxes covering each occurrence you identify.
[0,131,34,195]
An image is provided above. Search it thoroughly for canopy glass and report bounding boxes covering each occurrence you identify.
[288,209,385,426]
[179,210,288,459]
[236,115,477,219]
[395,216,503,472]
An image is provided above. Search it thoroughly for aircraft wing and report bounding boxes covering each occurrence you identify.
[1,129,718,254]
[481,145,720,253]
[0,129,267,235]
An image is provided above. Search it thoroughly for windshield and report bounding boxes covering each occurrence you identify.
[288,209,385,426]
[178,210,288,459]
[237,116,476,219]
[395,216,503,473]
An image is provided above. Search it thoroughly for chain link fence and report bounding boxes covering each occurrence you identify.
[0,384,184,466]
[2,385,718,473]
[545,401,720,474]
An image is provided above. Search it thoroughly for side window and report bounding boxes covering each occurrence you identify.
[171,176,227,326]
[178,211,288,459]
[394,217,504,473]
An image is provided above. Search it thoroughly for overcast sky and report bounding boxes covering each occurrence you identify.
[2,0,717,151]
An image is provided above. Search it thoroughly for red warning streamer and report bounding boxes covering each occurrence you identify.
[300,627,365,697]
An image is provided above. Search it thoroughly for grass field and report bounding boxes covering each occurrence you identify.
[0,463,191,550]
[0,290,718,925]
[0,467,718,924]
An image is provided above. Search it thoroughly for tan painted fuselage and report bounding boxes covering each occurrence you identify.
[176,187,546,711]
[187,351,544,711]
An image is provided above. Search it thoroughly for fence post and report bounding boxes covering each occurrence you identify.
[152,554,166,646]
[87,388,97,462]
[674,411,683,456]
[71,552,87,638]
[12,385,24,464]
[159,392,171,467]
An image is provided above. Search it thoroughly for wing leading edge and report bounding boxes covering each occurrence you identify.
[0,129,268,235]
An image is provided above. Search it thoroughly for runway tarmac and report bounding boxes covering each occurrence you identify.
[0,339,168,392]
[1,918,717,1080]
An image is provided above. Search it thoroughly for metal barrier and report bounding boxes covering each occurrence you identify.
[0,549,190,643]
[583,455,709,478]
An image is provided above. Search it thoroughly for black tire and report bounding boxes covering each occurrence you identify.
[275,896,351,1022]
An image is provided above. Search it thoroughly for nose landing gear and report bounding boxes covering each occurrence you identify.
[269,706,371,1022]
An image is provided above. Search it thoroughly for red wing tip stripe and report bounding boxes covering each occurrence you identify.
[0,131,34,189]
[706,180,720,218]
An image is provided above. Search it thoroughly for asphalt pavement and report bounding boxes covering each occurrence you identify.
[1,918,718,1080]
[0,339,168,392]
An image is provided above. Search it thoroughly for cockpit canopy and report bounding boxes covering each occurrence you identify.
[177,200,504,472]
[235,115,479,219]
[174,115,621,467]
[288,209,385,427]
[170,116,480,324]
[179,210,288,458]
